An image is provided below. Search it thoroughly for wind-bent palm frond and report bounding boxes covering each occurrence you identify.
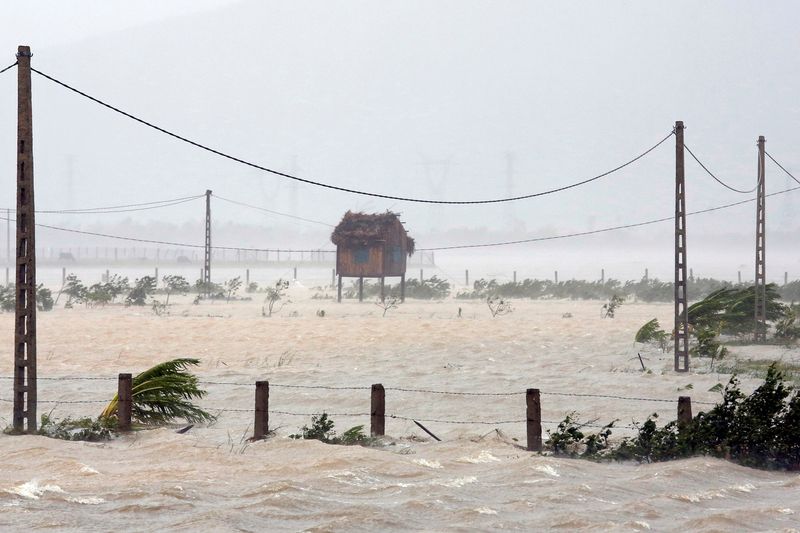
[101,358,214,424]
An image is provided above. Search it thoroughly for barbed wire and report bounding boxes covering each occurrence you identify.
[765,151,800,186]
[684,143,760,194]
[31,67,672,205]
[0,62,17,75]
[0,375,716,405]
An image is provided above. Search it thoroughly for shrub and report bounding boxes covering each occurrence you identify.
[289,413,373,446]
[126,276,156,306]
[547,364,800,470]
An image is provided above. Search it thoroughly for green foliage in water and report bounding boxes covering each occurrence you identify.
[38,414,116,442]
[100,358,214,425]
[546,364,800,470]
[289,413,373,446]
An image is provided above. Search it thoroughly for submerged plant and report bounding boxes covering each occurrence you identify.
[289,413,373,446]
[100,358,213,425]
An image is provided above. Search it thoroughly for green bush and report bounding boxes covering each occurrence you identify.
[289,413,373,446]
[547,364,800,470]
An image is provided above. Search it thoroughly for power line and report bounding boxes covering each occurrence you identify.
[5,185,797,254]
[31,67,673,205]
[684,143,759,194]
[418,184,800,251]
[33,194,205,215]
[765,151,800,186]
[212,194,333,227]
[0,62,16,75]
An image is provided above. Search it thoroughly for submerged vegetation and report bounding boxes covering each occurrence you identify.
[546,364,800,470]
[289,413,374,446]
[100,358,213,425]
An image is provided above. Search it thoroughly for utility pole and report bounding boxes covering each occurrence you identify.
[13,45,37,432]
[674,121,689,372]
[204,190,212,297]
[754,136,767,342]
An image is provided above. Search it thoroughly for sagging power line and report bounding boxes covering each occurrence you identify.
[684,143,760,194]
[0,62,16,75]
[30,67,673,205]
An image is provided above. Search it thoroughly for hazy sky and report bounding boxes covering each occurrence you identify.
[0,1,798,263]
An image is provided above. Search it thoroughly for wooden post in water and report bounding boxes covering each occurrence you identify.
[118,373,132,431]
[526,388,542,452]
[400,274,405,302]
[370,383,385,437]
[253,381,269,440]
[358,277,364,302]
[677,396,692,427]
[337,274,342,303]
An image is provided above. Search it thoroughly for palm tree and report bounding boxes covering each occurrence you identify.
[101,358,214,425]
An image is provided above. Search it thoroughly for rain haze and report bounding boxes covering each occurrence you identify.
[0,2,799,531]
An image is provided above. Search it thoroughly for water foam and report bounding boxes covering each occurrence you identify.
[5,480,65,500]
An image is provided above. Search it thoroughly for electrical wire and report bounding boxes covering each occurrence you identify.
[0,62,17,75]
[4,183,797,254]
[31,67,673,205]
[212,194,333,227]
[418,184,800,251]
[765,151,800,186]
[35,194,205,214]
[684,143,759,194]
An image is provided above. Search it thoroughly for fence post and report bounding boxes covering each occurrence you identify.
[254,381,269,440]
[246,268,250,287]
[293,266,297,280]
[526,388,542,451]
[738,270,742,284]
[62,267,66,285]
[513,271,517,284]
[785,271,788,286]
[371,383,385,437]
[420,269,423,283]
[118,373,132,431]
[601,268,605,284]
[677,396,692,427]
[554,271,558,284]
[465,269,469,287]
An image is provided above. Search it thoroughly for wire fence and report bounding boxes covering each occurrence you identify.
[0,373,716,433]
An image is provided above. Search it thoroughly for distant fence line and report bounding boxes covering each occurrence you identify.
[0,374,714,449]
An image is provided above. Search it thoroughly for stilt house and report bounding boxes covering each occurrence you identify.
[331,211,415,302]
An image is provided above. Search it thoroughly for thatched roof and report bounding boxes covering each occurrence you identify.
[331,211,415,255]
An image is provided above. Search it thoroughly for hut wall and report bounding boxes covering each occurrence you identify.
[337,243,386,278]
[383,219,408,277]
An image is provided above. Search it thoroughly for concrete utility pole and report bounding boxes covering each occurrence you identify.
[13,46,37,432]
[204,189,212,296]
[674,121,689,373]
[754,136,767,342]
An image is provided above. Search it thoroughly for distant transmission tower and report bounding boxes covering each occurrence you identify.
[419,156,453,227]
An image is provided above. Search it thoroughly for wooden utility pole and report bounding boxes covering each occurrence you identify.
[13,45,37,432]
[203,189,212,296]
[754,136,767,342]
[674,121,689,372]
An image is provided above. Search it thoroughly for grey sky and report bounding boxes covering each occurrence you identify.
[0,1,798,261]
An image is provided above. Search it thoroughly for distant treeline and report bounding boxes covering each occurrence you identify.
[342,276,800,302]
